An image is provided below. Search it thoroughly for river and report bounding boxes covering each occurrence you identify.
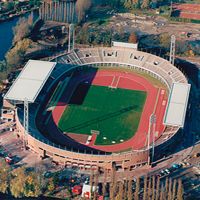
[0,11,38,61]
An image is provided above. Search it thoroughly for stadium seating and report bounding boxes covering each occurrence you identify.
[55,47,186,90]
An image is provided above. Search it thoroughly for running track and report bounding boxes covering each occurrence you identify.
[52,70,167,152]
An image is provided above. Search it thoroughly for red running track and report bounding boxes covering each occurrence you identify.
[52,70,168,152]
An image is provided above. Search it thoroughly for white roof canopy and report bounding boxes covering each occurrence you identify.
[5,60,56,103]
[112,41,138,50]
[164,83,191,127]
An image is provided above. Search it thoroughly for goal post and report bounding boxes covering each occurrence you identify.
[91,130,100,135]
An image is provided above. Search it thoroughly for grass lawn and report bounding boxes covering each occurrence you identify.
[58,84,146,145]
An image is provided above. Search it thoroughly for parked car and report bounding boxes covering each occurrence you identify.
[172,163,182,169]
[5,156,13,164]
[164,169,170,174]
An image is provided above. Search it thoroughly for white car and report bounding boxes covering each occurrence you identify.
[164,169,170,174]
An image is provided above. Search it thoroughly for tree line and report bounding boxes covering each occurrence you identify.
[88,168,184,200]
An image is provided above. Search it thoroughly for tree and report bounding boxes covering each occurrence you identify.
[10,167,27,198]
[124,0,132,9]
[127,179,132,200]
[0,158,11,193]
[177,179,184,200]
[141,0,150,9]
[128,32,138,43]
[47,178,55,194]
[155,177,160,200]
[132,0,140,9]
[89,170,94,199]
[143,176,147,200]
[168,178,172,200]
[152,176,155,200]
[147,177,152,200]
[29,0,41,7]
[76,0,92,23]
[159,33,170,49]
[115,181,124,200]
[6,38,33,68]
[0,60,8,81]
[172,179,177,200]
[134,177,140,200]
[102,169,107,197]
[165,177,169,197]
[4,2,14,11]
[176,40,188,55]
[93,172,99,200]
[160,184,164,200]
[109,166,117,200]
[24,172,42,197]
[13,15,33,44]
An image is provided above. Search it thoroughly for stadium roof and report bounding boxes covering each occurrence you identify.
[5,60,56,103]
[164,83,191,127]
[112,41,138,50]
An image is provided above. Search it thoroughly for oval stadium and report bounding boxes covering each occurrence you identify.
[2,45,190,171]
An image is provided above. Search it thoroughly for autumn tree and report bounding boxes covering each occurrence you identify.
[89,170,94,199]
[24,171,42,197]
[124,179,128,199]
[0,158,11,193]
[102,169,107,197]
[165,177,169,197]
[159,33,170,49]
[155,177,160,200]
[6,38,33,68]
[110,166,117,200]
[128,32,138,43]
[0,60,8,81]
[160,184,164,200]
[114,181,123,200]
[152,176,155,200]
[76,0,92,23]
[143,176,147,200]
[141,0,150,9]
[132,0,140,9]
[47,178,55,194]
[177,179,184,200]
[147,177,152,200]
[124,0,132,9]
[134,177,140,200]
[13,15,33,44]
[93,171,99,200]
[127,179,132,200]
[168,178,172,200]
[172,179,177,200]
[10,167,27,198]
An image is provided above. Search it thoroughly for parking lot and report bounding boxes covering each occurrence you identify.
[0,130,56,170]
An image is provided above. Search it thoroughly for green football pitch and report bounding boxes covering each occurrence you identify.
[58,84,147,145]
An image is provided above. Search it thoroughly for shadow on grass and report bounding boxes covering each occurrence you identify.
[65,105,138,132]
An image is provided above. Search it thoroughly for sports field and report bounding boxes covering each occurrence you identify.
[58,84,146,145]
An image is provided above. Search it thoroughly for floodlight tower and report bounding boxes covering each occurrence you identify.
[147,114,156,165]
[170,35,176,65]
[23,98,29,150]
[151,115,156,164]
[68,24,75,53]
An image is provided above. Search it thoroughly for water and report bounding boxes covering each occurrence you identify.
[0,11,38,60]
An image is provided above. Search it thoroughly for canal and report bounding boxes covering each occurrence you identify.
[0,11,38,60]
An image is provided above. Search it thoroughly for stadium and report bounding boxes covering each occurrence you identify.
[2,44,190,171]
